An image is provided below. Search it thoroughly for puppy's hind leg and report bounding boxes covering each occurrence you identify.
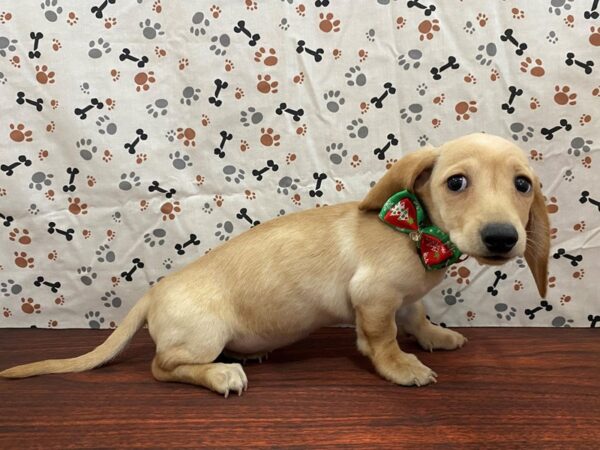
[397,301,467,352]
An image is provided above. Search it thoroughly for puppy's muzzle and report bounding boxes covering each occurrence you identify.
[481,223,518,255]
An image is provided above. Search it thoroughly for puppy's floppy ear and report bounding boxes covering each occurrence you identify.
[524,178,550,298]
[358,147,439,211]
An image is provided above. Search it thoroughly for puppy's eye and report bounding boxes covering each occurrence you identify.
[447,175,468,192]
[515,176,532,193]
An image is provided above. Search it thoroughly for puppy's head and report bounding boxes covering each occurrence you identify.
[359,133,550,297]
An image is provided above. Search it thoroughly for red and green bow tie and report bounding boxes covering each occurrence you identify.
[379,190,463,271]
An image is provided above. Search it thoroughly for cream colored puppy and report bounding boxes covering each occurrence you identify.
[0,133,550,396]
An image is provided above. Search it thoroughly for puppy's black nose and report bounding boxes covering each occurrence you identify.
[481,223,518,254]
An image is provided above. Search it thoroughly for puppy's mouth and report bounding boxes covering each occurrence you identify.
[475,254,513,265]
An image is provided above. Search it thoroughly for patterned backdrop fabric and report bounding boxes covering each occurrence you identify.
[0,0,598,329]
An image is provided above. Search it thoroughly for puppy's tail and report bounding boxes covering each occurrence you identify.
[0,293,151,379]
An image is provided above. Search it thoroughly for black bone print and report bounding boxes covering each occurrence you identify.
[584,0,599,19]
[552,248,583,266]
[119,48,149,68]
[370,82,396,109]
[91,0,116,19]
[148,180,176,198]
[47,221,75,241]
[407,0,436,16]
[1,155,32,176]
[34,276,61,293]
[28,31,43,59]
[62,167,79,193]
[565,52,594,75]
[233,20,260,46]
[124,128,148,154]
[0,213,15,227]
[501,86,523,114]
[275,102,304,121]
[309,172,327,197]
[121,258,144,282]
[540,118,571,140]
[430,56,459,80]
[214,130,233,158]
[16,91,43,112]
[296,40,324,62]
[579,191,600,212]
[74,98,104,120]
[487,270,507,296]
[236,207,261,227]
[524,300,553,320]
[500,28,528,55]
[252,160,279,181]
[374,133,399,160]
[175,233,201,256]
[588,314,600,328]
[208,78,228,107]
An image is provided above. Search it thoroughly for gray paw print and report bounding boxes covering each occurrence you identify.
[190,11,210,36]
[347,118,368,139]
[279,18,290,31]
[202,202,213,214]
[223,165,245,184]
[562,169,574,182]
[215,221,234,241]
[324,90,345,113]
[240,107,263,127]
[209,34,230,56]
[112,211,122,223]
[416,83,428,96]
[80,82,90,95]
[277,176,300,195]
[101,290,122,308]
[398,49,422,70]
[118,172,141,191]
[88,38,111,59]
[163,258,173,270]
[140,19,165,39]
[28,204,40,215]
[165,130,176,142]
[77,266,97,286]
[549,0,573,15]
[546,31,558,44]
[96,244,115,263]
[85,311,104,329]
[495,303,517,321]
[96,115,117,135]
[181,86,201,105]
[146,99,168,118]
[366,28,375,42]
[400,103,423,123]
[567,137,593,156]
[552,316,573,328]
[475,43,496,66]
[463,21,475,34]
[325,143,347,165]
[442,288,463,306]
[0,36,17,58]
[41,0,63,22]
[77,138,97,160]
[169,151,192,170]
[418,135,429,147]
[144,228,166,247]
[1,279,22,297]
[0,72,8,85]
[510,122,535,142]
[29,171,54,190]
[345,66,367,87]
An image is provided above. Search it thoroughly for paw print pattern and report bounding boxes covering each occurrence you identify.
[442,288,464,305]
[215,221,234,241]
[345,66,366,87]
[323,90,345,113]
[118,172,141,191]
[77,266,97,285]
[140,19,165,39]
[495,303,517,321]
[346,118,368,138]
[325,143,348,164]
[88,38,111,59]
[169,151,192,170]
[41,0,63,22]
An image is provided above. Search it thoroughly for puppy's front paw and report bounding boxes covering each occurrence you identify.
[205,363,248,398]
[378,353,437,387]
[416,325,467,352]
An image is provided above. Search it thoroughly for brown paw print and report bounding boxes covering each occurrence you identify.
[48,320,59,328]
[14,252,34,269]
[286,153,297,165]
[260,127,280,147]
[3,307,12,318]
[476,13,488,27]
[176,127,196,147]
[45,189,55,201]
[350,154,362,168]
[10,55,20,68]
[82,229,92,239]
[418,19,440,40]
[396,16,406,29]
[319,12,341,33]
[244,0,257,11]
[546,196,559,214]
[66,11,78,25]
[68,197,88,215]
[104,17,117,29]
[87,175,97,187]
[530,149,543,160]
[530,97,540,110]
[572,269,585,280]
[244,189,256,200]
[548,275,557,288]
[490,68,500,81]
[178,58,189,70]
[35,65,55,84]
[9,228,31,245]
[210,4,221,18]
[9,123,33,143]
[448,265,471,285]
[333,48,342,60]
[46,121,56,133]
[152,0,162,13]
[335,180,345,191]
[554,85,576,105]
[135,153,147,164]
[512,8,525,19]
[520,57,545,77]
[296,124,307,136]
[513,280,524,291]
[139,199,149,211]
[433,93,445,105]
[256,74,278,94]
[455,100,478,121]
[106,229,116,241]
[21,298,41,314]
[464,73,477,84]
[38,149,49,160]
[54,295,65,305]
[134,71,156,92]
[201,114,210,126]
[47,249,58,261]
[579,114,591,126]
[564,15,574,28]
[360,102,370,114]
[103,149,113,162]
[589,26,600,46]
[549,227,558,239]
[240,139,250,152]
[573,221,586,232]
[358,49,368,62]
[432,118,441,128]
[581,156,592,168]
[161,201,182,221]
[254,47,278,66]
[385,158,397,170]
[466,311,476,321]
[225,59,234,72]
[235,87,245,99]
[52,38,62,51]
[292,193,302,206]
[560,294,572,305]
[0,12,13,23]
[155,46,166,57]
[214,194,224,207]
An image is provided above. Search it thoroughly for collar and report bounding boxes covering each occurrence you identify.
[378,190,464,271]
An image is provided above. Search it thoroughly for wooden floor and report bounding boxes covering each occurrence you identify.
[0,327,598,449]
